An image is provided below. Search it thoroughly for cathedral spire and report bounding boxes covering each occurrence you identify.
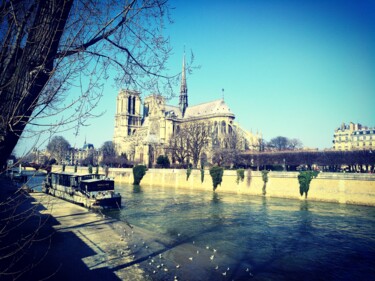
[179,51,188,117]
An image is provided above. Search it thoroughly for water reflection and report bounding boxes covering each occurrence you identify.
[105,183,375,281]
[211,192,220,204]
[132,185,142,193]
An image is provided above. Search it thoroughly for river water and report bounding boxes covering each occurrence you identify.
[103,183,375,281]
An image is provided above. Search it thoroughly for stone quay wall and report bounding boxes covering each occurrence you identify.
[54,166,375,206]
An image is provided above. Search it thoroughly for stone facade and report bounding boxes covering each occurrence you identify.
[113,55,260,166]
[333,122,375,151]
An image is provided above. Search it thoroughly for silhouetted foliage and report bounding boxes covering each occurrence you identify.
[186,167,192,181]
[133,165,147,185]
[210,166,224,191]
[236,169,245,184]
[201,168,205,183]
[298,171,319,198]
[156,155,170,168]
[261,170,269,195]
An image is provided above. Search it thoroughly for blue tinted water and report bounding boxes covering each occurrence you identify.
[104,184,375,281]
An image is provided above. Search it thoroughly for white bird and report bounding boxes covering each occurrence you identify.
[206,246,210,250]
[134,244,137,248]
[164,268,168,272]
[178,233,181,237]
[193,241,195,244]
[215,265,219,270]
[189,257,193,261]
[151,259,155,263]
[213,249,217,253]
[153,270,156,274]
[246,268,249,272]
[227,267,230,271]
[156,265,160,269]
[210,255,215,260]
[159,254,162,259]
[145,245,149,249]
[222,272,227,276]
[196,250,200,254]
[176,264,180,269]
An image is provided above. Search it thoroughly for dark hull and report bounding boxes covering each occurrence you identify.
[44,184,121,209]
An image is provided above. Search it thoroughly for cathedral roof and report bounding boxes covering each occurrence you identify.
[183,99,234,118]
[164,105,182,117]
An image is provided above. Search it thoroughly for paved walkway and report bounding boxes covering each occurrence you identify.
[29,192,145,280]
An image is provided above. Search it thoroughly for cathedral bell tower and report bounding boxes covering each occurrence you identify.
[179,53,188,117]
[113,90,142,153]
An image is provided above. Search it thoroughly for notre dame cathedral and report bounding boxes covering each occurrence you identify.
[113,54,260,167]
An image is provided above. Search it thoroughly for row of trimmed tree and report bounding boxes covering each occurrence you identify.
[239,150,375,172]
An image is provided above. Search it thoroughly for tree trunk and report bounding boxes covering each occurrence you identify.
[0,0,74,169]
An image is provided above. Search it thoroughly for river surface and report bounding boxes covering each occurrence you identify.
[103,183,375,281]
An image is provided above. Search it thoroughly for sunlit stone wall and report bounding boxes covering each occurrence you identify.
[54,166,375,206]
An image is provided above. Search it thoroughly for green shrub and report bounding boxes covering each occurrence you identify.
[236,168,245,184]
[298,171,319,198]
[261,170,269,195]
[156,155,170,168]
[186,167,192,181]
[200,168,205,183]
[133,165,147,185]
[210,166,224,191]
[88,164,93,174]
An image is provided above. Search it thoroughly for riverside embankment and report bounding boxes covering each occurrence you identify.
[0,176,145,281]
[55,166,375,206]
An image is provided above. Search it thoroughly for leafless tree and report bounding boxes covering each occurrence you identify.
[268,136,289,151]
[185,122,210,168]
[0,0,181,170]
[212,126,244,167]
[288,138,303,150]
[167,129,190,165]
[46,135,71,164]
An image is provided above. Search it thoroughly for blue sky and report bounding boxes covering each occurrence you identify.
[14,0,375,155]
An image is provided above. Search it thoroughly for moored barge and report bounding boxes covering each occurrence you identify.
[43,172,121,209]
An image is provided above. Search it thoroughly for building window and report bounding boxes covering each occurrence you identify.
[221,121,226,134]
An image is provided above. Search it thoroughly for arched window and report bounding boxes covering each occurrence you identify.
[221,121,226,134]
[214,121,218,134]
[128,96,132,113]
[132,96,136,114]
[228,125,233,134]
